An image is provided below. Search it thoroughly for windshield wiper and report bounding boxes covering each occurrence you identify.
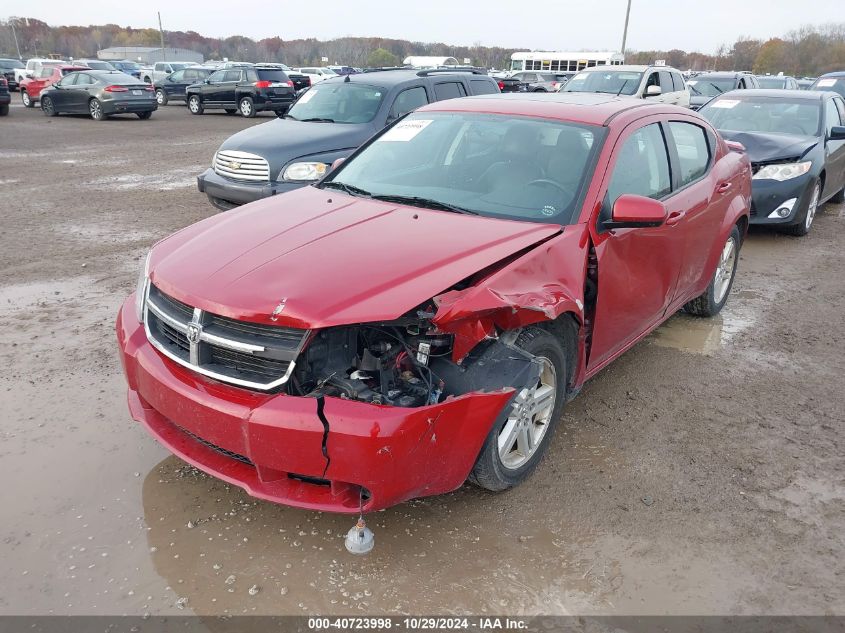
[688,84,701,95]
[321,181,372,197]
[301,117,335,123]
[370,194,478,215]
[615,80,630,96]
[708,83,724,94]
[283,113,299,120]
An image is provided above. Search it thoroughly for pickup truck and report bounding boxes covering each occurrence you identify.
[140,61,198,84]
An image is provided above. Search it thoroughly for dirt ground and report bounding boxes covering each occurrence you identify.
[1,101,843,617]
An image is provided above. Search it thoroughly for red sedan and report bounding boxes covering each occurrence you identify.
[116,93,751,512]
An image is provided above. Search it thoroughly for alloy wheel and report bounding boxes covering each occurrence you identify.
[498,357,557,470]
[713,235,737,304]
[21,91,30,106]
[240,100,253,116]
[41,97,53,115]
[805,181,820,231]
[156,89,165,105]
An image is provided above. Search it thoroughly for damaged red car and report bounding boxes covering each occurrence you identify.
[116,93,751,513]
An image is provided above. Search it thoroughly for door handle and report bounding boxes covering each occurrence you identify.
[716,182,732,194]
[665,211,685,226]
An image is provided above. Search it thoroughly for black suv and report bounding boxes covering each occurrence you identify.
[197,69,501,210]
[186,66,296,117]
[0,58,24,91]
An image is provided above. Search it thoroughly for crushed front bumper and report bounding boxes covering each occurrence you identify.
[116,297,513,512]
[750,174,813,225]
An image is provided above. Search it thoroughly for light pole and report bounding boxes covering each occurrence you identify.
[620,0,632,57]
[8,17,22,59]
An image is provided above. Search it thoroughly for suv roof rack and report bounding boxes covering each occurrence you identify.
[416,67,487,76]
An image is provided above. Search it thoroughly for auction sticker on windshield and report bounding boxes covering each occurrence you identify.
[817,78,837,87]
[379,119,433,142]
[711,99,740,109]
[298,89,317,103]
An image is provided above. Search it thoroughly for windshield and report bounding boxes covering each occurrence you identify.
[811,76,845,98]
[700,96,821,136]
[286,83,384,123]
[322,112,603,224]
[687,78,737,96]
[0,59,24,69]
[562,70,642,95]
[171,63,191,71]
[756,77,787,89]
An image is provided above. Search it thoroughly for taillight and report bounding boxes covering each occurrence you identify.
[104,85,128,92]
[306,77,312,86]
[497,81,504,90]
[254,80,272,88]
[551,82,558,88]
[287,80,294,88]
[0,77,7,86]
[144,85,154,91]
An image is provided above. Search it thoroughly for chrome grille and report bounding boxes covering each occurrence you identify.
[213,149,270,182]
[143,283,308,391]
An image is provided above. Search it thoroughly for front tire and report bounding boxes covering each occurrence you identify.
[136,111,152,120]
[187,95,203,115]
[470,327,568,492]
[41,96,57,117]
[224,108,237,115]
[783,179,820,237]
[238,97,256,118]
[155,88,168,106]
[21,90,33,107]
[685,225,741,317]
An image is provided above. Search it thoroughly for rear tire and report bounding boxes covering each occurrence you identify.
[187,95,203,115]
[238,96,256,118]
[41,96,57,117]
[684,225,741,317]
[470,327,568,492]
[136,111,152,120]
[830,183,845,204]
[21,90,33,107]
[155,88,168,106]
[89,98,106,120]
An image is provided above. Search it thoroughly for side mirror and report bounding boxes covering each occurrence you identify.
[645,85,661,97]
[829,125,845,141]
[330,157,347,171]
[604,194,668,230]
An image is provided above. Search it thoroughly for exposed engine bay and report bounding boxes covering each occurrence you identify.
[288,309,452,407]
[288,307,544,409]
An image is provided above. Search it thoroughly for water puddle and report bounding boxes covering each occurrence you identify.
[649,298,758,355]
[86,166,204,191]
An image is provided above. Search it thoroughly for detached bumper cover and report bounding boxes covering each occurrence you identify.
[116,297,513,512]
[197,168,306,206]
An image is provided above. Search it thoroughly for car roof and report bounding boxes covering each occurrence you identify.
[693,72,746,78]
[81,70,138,80]
[419,92,681,126]
[577,64,680,73]
[712,89,829,101]
[59,65,91,70]
[818,71,845,78]
[320,69,492,87]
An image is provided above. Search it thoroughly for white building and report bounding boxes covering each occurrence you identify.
[97,47,204,64]
[403,55,460,68]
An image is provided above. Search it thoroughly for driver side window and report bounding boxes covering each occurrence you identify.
[825,100,842,136]
[389,86,428,120]
[606,123,672,205]
[208,71,225,83]
[169,70,184,82]
[58,73,79,87]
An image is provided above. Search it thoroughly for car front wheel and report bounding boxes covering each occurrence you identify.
[41,96,57,117]
[685,225,741,317]
[783,178,820,237]
[21,90,33,107]
[470,327,568,492]
[188,95,203,115]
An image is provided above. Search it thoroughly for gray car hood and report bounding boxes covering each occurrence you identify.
[219,119,374,172]
[718,130,819,163]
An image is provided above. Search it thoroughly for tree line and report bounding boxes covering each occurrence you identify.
[2,17,844,77]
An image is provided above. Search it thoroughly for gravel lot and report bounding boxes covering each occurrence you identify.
[1,101,843,616]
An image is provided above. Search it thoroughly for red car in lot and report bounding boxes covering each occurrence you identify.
[20,64,90,107]
[117,93,751,513]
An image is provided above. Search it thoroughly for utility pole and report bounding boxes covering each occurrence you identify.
[9,18,22,59]
[157,12,166,61]
[620,0,632,57]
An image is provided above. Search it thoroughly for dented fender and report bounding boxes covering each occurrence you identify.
[432,226,590,361]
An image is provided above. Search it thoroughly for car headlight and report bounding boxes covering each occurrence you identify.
[135,251,152,323]
[752,161,812,181]
[281,161,329,181]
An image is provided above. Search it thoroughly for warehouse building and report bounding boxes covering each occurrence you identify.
[97,46,204,64]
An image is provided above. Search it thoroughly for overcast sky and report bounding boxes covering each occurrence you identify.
[5,0,844,53]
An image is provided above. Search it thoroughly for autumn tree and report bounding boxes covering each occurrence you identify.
[753,38,790,75]
[366,47,399,67]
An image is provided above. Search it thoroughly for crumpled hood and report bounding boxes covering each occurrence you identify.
[717,130,818,163]
[219,119,374,173]
[149,187,562,329]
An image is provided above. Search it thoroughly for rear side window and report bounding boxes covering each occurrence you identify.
[256,69,289,83]
[390,86,428,118]
[607,123,671,204]
[433,82,466,100]
[667,122,710,186]
[470,79,498,95]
